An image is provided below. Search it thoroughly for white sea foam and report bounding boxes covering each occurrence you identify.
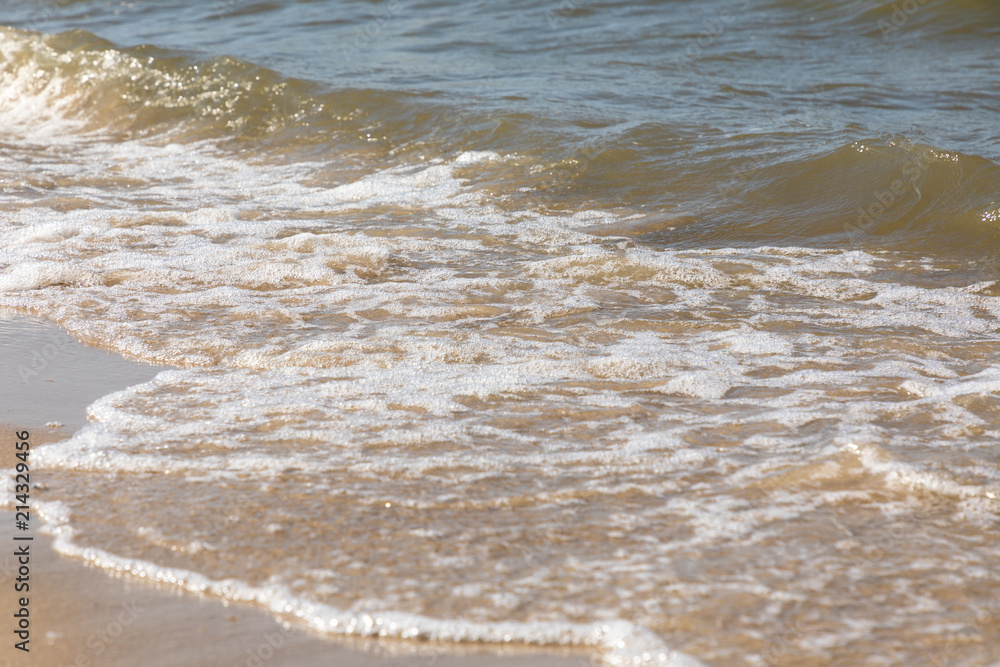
[5,47,1000,666]
[34,500,703,667]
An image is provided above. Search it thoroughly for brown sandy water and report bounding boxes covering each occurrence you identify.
[2,2,1000,664]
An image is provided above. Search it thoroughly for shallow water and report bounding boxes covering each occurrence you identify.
[1,1,1000,665]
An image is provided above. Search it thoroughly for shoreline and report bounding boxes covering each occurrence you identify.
[0,509,583,667]
[0,312,584,667]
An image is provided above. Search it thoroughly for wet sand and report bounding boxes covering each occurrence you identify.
[0,312,583,667]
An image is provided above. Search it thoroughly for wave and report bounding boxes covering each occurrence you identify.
[22,498,703,667]
[706,139,1000,252]
[526,131,1000,267]
[856,0,1000,39]
[3,25,999,266]
[0,26,478,158]
[758,0,1000,39]
[557,136,996,266]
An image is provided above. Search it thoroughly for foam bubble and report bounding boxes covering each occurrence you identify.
[35,499,703,666]
[5,57,1000,665]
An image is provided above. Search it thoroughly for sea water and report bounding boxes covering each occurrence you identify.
[2,1,1000,664]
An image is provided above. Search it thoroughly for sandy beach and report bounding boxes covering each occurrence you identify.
[0,312,583,667]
